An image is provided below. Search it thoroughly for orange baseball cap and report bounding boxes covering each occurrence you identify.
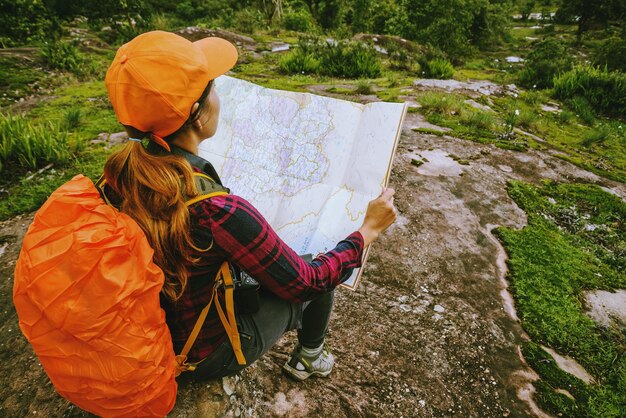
[105,30,238,144]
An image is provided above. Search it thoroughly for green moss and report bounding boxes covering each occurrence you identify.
[453,68,502,82]
[496,181,626,417]
[29,80,120,138]
[449,154,470,165]
[375,87,402,102]
[0,55,47,106]
[488,95,626,181]
[411,127,445,137]
[325,86,354,95]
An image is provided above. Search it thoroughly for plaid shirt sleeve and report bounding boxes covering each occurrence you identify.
[194,194,364,303]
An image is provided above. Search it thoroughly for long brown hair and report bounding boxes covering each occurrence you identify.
[103,82,214,301]
[104,142,198,301]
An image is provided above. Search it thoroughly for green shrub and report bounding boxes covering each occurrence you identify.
[280,38,382,79]
[319,41,382,78]
[462,110,495,130]
[557,110,575,124]
[593,36,626,72]
[283,9,315,32]
[41,41,84,74]
[522,90,543,106]
[519,39,572,89]
[279,50,320,74]
[0,0,55,47]
[516,108,540,131]
[424,59,454,79]
[566,96,596,125]
[149,13,179,31]
[581,125,612,147]
[354,80,373,95]
[0,113,73,173]
[553,65,626,119]
[418,92,463,115]
[233,9,262,34]
[386,43,416,71]
[63,108,82,131]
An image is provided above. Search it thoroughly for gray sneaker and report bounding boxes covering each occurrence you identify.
[283,343,335,381]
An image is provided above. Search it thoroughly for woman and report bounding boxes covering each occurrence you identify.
[103,31,397,381]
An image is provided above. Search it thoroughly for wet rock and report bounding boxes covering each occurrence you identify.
[583,289,626,330]
[176,27,255,47]
[353,34,423,53]
[541,346,596,384]
[413,79,519,97]
[222,377,236,396]
[541,103,560,113]
[464,99,494,112]
[406,112,451,133]
[409,150,464,177]
[269,43,290,53]
[91,131,128,147]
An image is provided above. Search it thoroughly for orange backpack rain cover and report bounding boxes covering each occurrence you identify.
[13,175,177,417]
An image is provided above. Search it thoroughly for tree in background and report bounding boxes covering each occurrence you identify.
[301,0,344,29]
[397,0,511,60]
[556,0,626,41]
[259,0,285,25]
[344,0,371,34]
[520,0,536,20]
[593,33,626,72]
[518,38,572,89]
[0,0,56,46]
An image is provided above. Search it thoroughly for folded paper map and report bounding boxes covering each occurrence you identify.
[199,76,407,289]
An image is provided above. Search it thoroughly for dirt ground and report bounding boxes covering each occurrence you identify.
[2,105,625,417]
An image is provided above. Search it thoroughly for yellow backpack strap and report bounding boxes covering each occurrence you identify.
[185,172,229,252]
[174,282,218,376]
[214,262,247,366]
[94,175,113,206]
[185,172,229,207]
[175,261,247,375]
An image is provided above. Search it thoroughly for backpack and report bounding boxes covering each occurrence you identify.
[13,172,246,417]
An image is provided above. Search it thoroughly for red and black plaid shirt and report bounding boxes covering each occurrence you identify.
[160,184,364,362]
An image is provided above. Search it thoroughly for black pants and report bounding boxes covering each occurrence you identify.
[191,289,334,380]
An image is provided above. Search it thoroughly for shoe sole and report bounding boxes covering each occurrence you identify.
[282,363,332,381]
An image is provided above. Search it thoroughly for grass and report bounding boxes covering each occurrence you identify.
[488,95,626,182]
[0,113,78,175]
[29,80,120,137]
[496,181,626,417]
[354,80,373,95]
[417,91,464,115]
[0,145,112,220]
[0,55,49,107]
[0,74,121,220]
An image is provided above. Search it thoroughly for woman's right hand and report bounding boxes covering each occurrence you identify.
[358,187,398,246]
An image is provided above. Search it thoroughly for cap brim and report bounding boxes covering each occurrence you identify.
[194,37,238,80]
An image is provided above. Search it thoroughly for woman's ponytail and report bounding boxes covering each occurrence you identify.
[103,140,199,301]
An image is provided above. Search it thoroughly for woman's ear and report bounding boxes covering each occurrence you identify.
[190,102,202,128]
